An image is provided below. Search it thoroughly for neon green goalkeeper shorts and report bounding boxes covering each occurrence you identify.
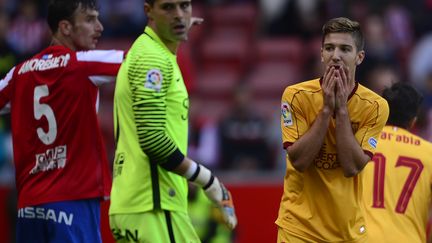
[109,209,200,243]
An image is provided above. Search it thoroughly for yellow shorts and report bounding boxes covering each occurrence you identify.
[110,210,200,243]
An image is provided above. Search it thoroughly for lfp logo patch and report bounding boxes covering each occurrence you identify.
[281,102,293,126]
[368,137,377,149]
[145,69,163,91]
[42,54,53,60]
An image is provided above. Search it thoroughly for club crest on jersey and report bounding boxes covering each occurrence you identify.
[281,102,293,126]
[145,69,163,92]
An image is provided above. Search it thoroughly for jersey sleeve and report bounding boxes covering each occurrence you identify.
[281,87,309,149]
[0,67,15,113]
[356,98,389,157]
[127,52,183,169]
[76,50,124,86]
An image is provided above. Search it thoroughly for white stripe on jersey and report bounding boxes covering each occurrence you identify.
[96,90,100,113]
[76,50,124,64]
[0,67,16,91]
[89,75,116,86]
[0,67,14,114]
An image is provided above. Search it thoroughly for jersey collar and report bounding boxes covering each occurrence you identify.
[143,27,174,56]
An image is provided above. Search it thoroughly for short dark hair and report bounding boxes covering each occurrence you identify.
[47,0,98,33]
[146,0,155,5]
[382,82,423,128]
[322,17,364,51]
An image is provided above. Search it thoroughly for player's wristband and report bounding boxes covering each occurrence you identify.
[184,161,222,203]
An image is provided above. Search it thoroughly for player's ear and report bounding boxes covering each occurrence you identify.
[320,48,324,62]
[355,50,365,65]
[58,20,72,36]
[144,3,153,21]
[409,117,417,129]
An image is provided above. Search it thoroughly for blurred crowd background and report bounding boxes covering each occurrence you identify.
[1,0,432,241]
[3,0,432,177]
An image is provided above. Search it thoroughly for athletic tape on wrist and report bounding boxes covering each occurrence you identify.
[184,160,198,179]
[184,161,223,203]
[203,176,223,203]
[188,162,213,187]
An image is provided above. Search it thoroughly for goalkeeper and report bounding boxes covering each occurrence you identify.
[108,0,237,242]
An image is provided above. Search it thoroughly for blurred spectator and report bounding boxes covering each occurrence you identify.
[357,14,398,81]
[98,0,146,37]
[6,0,49,61]
[384,3,414,52]
[409,0,432,37]
[0,115,13,184]
[188,183,234,243]
[0,10,17,187]
[363,64,399,95]
[0,11,17,77]
[0,0,16,13]
[410,33,432,107]
[413,74,432,141]
[259,0,325,38]
[188,114,219,170]
[217,83,274,171]
[384,3,414,73]
[346,0,369,23]
[409,33,432,141]
[202,0,256,5]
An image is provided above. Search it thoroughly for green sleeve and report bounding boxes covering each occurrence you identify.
[128,53,183,169]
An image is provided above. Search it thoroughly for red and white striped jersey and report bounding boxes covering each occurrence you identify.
[0,45,124,208]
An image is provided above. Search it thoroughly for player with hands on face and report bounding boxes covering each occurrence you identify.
[276,17,388,243]
[0,0,125,242]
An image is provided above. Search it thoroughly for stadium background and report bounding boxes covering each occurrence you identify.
[1,0,432,242]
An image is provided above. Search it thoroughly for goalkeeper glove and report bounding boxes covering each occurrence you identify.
[184,161,238,229]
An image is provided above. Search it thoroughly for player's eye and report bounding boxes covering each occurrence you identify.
[324,46,334,51]
[161,4,175,11]
[341,46,351,52]
[180,2,190,9]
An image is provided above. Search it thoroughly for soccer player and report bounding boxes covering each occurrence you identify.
[276,17,389,242]
[0,0,124,242]
[362,82,432,243]
[108,0,237,242]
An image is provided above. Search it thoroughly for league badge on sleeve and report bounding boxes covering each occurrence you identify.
[368,137,377,149]
[145,69,163,92]
[281,102,293,126]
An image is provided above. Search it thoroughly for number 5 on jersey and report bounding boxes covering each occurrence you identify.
[34,85,57,145]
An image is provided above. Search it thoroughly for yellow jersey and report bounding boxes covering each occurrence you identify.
[276,78,389,242]
[362,125,432,243]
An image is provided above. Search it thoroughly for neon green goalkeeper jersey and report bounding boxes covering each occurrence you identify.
[109,27,189,215]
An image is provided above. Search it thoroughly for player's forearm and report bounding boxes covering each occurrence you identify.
[174,157,237,229]
[174,157,218,193]
[288,108,332,172]
[335,109,369,177]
